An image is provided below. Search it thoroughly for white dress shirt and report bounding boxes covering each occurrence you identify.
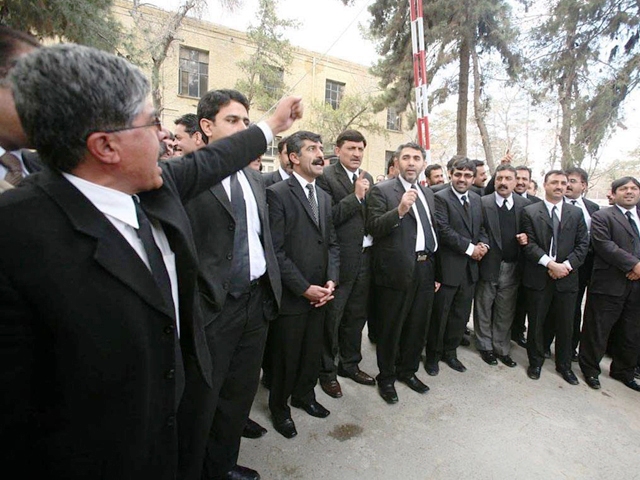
[495,192,514,210]
[565,196,592,231]
[451,188,477,257]
[292,170,319,210]
[62,172,181,335]
[398,175,438,252]
[617,204,640,230]
[221,170,267,281]
[278,166,290,180]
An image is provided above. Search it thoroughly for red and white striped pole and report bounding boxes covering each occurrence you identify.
[409,0,431,170]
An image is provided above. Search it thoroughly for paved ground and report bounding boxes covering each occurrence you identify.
[240,324,640,479]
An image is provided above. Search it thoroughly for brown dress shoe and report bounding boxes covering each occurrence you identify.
[338,367,376,386]
[320,379,343,398]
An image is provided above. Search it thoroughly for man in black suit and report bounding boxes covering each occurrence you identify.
[579,177,640,391]
[474,165,530,367]
[173,113,205,155]
[544,167,599,360]
[425,158,489,375]
[263,137,292,187]
[0,44,301,479]
[316,130,376,399]
[521,170,589,384]
[367,142,438,404]
[471,159,487,196]
[266,131,339,438]
[185,89,282,480]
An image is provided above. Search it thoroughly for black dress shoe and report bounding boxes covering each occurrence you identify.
[338,367,376,386]
[398,374,430,394]
[497,355,517,368]
[459,337,471,347]
[634,366,640,380]
[527,366,541,380]
[610,373,640,392]
[273,418,297,439]
[424,361,439,376]
[378,382,399,404]
[444,357,467,372]
[226,465,260,480]
[242,418,267,439]
[320,379,343,398]
[480,350,498,366]
[557,368,579,385]
[584,376,601,390]
[290,398,330,418]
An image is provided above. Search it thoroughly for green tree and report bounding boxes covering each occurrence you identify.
[0,0,123,51]
[528,0,640,169]
[235,0,298,111]
[350,0,520,159]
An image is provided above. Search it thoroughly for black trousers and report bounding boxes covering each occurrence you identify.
[511,284,528,340]
[201,284,268,479]
[526,283,576,370]
[426,274,475,362]
[375,257,435,384]
[268,307,325,423]
[320,249,370,381]
[579,281,640,382]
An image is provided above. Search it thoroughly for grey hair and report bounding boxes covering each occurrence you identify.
[9,44,150,172]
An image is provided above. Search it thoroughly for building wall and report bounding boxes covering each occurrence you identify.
[113,0,409,176]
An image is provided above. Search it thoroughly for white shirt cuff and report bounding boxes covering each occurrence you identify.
[465,243,475,257]
[539,255,551,267]
[256,121,274,144]
[563,260,573,271]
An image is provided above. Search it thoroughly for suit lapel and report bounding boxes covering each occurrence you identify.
[611,206,638,239]
[448,188,472,233]
[334,164,355,196]
[210,182,233,218]
[537,202,553,230]
[288,176,321,231]
[41,171,175,319]
[486,198,502,249]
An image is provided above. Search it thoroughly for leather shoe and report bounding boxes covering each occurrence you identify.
[513,334,527,348]
[444,357,467,372]
[459,337,471,347]
[527,366,541,380]
[225,465,260,480]
[338,367,376,386]
[634,366,640,380]
[584,376,601,390]
[480,350,498,366]
[378,382,398,404]
[557,368,579,385]
[291,398,330,418]
[273,418,297,439]
[398,374,429,394]
[320,379,343,398]
[610,373,640,392]
[498,354,517,368]
[424,361,439,376]
[242,418,267,439]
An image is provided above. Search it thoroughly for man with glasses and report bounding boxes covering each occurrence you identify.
[0,44,301,479]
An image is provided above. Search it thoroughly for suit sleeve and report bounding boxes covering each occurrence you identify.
[325,196,341,285]
[591,212,639,273]
[162,126,267,203]
[566,211,589,269]
[0,270,35,464]
[521,208,549,264]
[434,195,473,254]
[316,174,364,229]
[266,187,311,297]
[366,185,401,239]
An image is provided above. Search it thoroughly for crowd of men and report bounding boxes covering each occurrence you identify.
[1,26,640,480]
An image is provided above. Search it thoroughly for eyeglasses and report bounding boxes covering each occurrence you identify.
[84,116,162,140]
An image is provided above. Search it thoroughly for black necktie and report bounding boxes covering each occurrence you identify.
[0,152,24,186]
[411,184,436,253]
[571,200,577,206]
[352,173,358,184]
[134,199,175,314]
[501,199,509,211]
[306,183,319,225]
[626,211,640,238]
[228,173,251,298]
[551,205,560,257]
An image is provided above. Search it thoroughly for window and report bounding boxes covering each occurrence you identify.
[325,79,345,109]
[260,66,284,97]
[387,107,402,131]
[178,47,208,98]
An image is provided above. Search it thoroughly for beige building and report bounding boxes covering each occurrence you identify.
[113,0,410,176]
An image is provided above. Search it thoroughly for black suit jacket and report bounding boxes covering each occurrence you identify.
[478,193,530,282]
[267,176,340,315]
[589,206,640,296]
[316,163,374,284]
[434,188,488,286]
[366,177,438,290]
[185,167,281,322]
[430,181,450,193]
[521,200,589,292]
[0,126,267,479]
[521,192,542,203]
[262,169,284,188]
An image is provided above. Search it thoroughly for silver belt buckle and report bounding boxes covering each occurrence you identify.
[417,253,428,262]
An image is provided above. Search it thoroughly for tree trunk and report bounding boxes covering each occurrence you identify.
[151,60,163,112]
[457,35,470,156]
[471,47,494,170]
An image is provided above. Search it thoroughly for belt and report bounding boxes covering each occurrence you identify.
[416,251,434,262]
[249,275,266,288]
[362,246,371,253]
